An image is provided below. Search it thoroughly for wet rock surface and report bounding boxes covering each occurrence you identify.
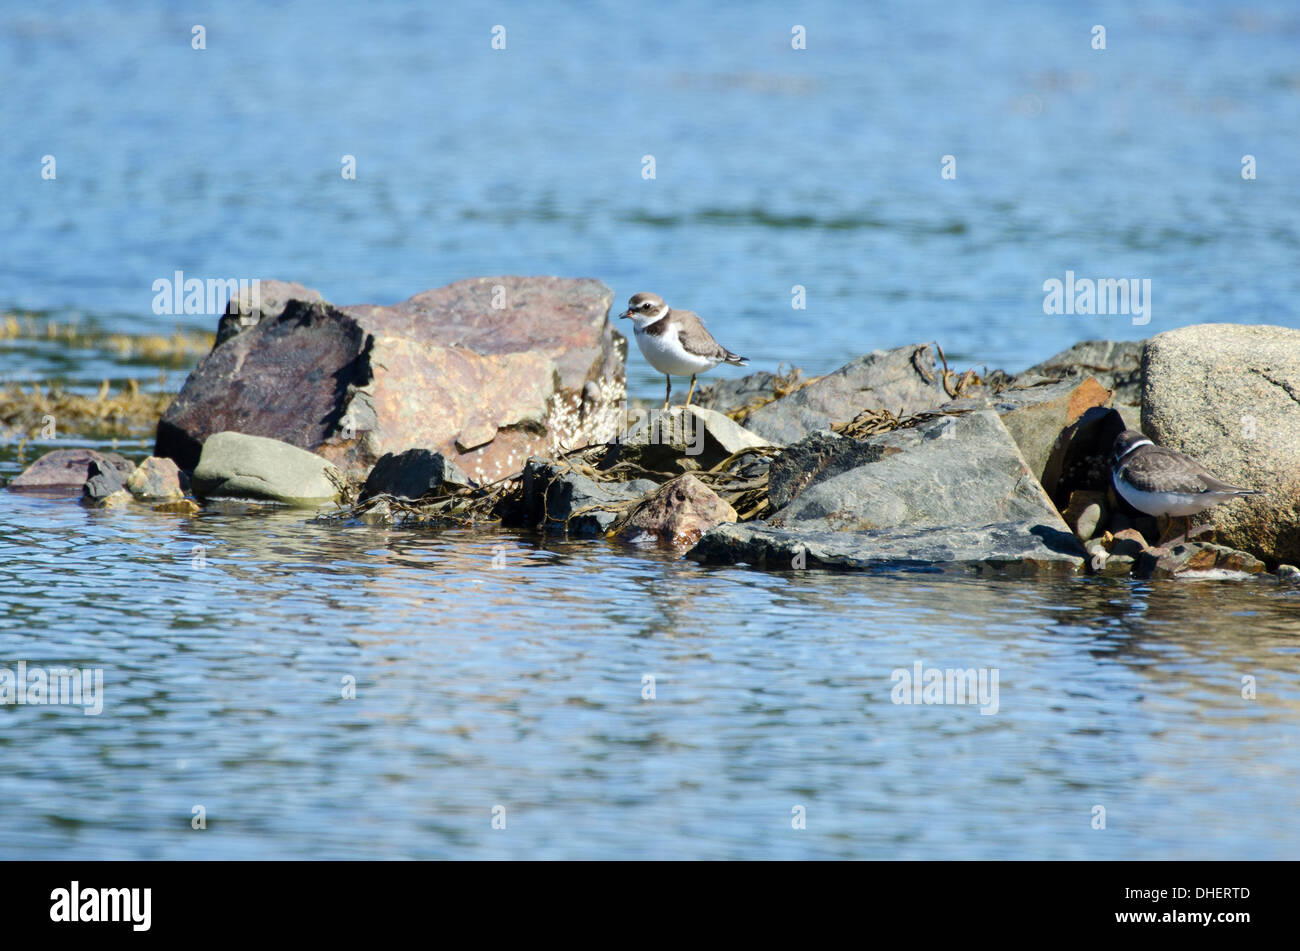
[8,448,135,493]
[619,473,736,547]
[359,449,471,502]
[192,431,342,505]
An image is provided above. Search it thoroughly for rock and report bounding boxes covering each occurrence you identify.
[612,405,770,473]
[737,344,953,446]
[215,280,324,347]
[1141,324,1300,564]
[125,456,187,500]
[358,497,394,526]
[82,459,128,504]
[1061,490,1107,541]
[191,431,342,505]
[619,474,736,547]
[986,376,1112,489]
[691,367,810,418]
[517,458,656,535]
[152,499,200,515]
[1106,528,1149,559]
[766,411,1070,536]
[359,449,471,502]
[689,521,1085,575]
[1277,564,1300,584]
[1020,339,1144,404]
[767,429,895,511]
[156,277,627,482]
[84,488,132,509]
[8,448,135,494]
[1136,542,1266,579]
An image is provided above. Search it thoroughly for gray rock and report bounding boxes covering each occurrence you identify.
[1141,324,1300,564]
[215,280,324,347]
[689,521,1084,575]
[1277,564,1300,584]
[192,431,342,505]
[767,411,1069,535]
[691,367,810,418]
[8,448,135,494]
[614,404,770,472]
[518,458,656,535]
[1020,339,1144,405]
[359,449,471,502]
[125,456,188,500]
[739,344,952,445]
[766,429,895,511]
[987,376,1112,488]
[82,459,129,504]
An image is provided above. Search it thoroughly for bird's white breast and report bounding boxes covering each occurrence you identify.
[1114,477,1227,517]
[634,323,719,376]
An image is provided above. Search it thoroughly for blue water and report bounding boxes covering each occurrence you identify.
[2,1,1299,859]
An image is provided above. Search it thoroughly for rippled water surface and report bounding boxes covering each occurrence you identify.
[3,0,1300,859]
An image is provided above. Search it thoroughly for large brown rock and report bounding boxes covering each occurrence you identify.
[1141,324,1300,564]
[7,448,136,494]
[156,277,628,482]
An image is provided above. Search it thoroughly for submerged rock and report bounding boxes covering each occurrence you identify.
[192,431,342,505]
[619,474,736,547]
[737,344,953,445]
[157,277,627,482]
[8,448,135,494]
[359,449,471,502]
[1141,324,1300,564]
[517,458,656,535]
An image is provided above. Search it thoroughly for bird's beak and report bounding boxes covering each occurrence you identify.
[618,309,631,319]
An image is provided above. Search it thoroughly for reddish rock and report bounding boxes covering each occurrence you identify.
[619,474,737,548]
[126,456,188,500]
[1136,542,1266,579]
[7,448,136,494]
[155,277,628,481]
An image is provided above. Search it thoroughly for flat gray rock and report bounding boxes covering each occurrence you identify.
[739,344,952,445]
[192,431,341,505]
[689,521,1084,575]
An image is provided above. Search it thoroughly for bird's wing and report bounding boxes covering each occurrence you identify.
[672,310,731,360]
[1122,447,1252,495]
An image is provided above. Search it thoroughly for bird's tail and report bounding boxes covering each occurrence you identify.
[724,350,748,367]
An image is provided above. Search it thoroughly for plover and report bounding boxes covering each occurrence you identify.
[619,292,748,409]
[1110,429,1259,541]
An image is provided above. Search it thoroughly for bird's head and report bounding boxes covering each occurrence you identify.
[1111,428,1154,467]
[619,292,669,327]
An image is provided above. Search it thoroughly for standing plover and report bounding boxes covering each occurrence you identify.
[1110,429,1259,541]
[619,292,748,409]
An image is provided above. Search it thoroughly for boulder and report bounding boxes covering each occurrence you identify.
[1277,564,1300,584]
[156,277,627,483]
[8,448,135,494]
[1141,324,1300,563]
[986,376,1112,489]
[737,344,952,445]
[766,411,1070,535]
[619,474,736,547]
[191,431,342,505]
[125,456,187,500]
[612,405,770,473]
[359,449,471,502]
[517,458,656,535]
[689,521,1084,575]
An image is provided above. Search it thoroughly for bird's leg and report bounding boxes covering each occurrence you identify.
[663,375,671,411]
[686,374,697,406]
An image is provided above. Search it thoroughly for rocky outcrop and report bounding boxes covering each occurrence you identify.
[1141,324,1300,564]
[8,448,135,494]
[191,431,341,505]
[736,344,953,445]
[619,474,736,547]
[156,277,628,482]
[1019,339,1143,406]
